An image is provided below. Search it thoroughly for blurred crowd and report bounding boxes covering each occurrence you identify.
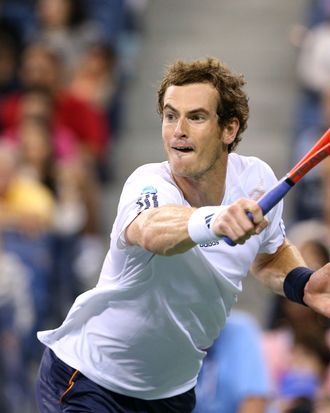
[268,1,330,411]
[0,0,148,411]
[1,0,330,413]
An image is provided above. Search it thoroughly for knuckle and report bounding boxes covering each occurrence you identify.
[217,221,228,234]
[227,204,238,214]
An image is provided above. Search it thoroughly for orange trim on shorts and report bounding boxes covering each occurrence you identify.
[60,369,79,403]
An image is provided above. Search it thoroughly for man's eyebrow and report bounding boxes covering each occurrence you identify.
[163,104,210,115]
[163,104,178,113]
[187,108,210,115]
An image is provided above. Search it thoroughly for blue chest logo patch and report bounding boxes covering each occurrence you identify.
[142,185,158,194]
[136,186,159,211]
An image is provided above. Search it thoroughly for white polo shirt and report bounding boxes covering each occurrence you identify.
[37,153,285,400]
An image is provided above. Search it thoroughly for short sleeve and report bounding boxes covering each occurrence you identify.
[114,166,184,249]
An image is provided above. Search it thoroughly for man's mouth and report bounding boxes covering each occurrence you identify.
[173,146,194,153]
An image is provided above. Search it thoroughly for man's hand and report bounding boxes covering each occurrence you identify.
[304,263,330,317]
[212,198,268,245]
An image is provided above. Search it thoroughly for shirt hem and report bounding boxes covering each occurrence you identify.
[43,343,197,400]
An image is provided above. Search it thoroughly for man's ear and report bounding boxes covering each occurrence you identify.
[221,118,240,145]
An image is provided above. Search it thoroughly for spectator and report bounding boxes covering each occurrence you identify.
[1,85,79,163]
[68,43,116,111]
[0,26,21,100]
[67,41,118,178]
[0,1,35,51]
[194,310,271,413]
[26,0,106,79]
[0,141,55,235]
[287,156,330,249]
[290,87,330,221]
[306,0,330,27]
[84,0,148,80]
[293,7,330,137]
[82,0,150,145]
[297,7,330,90]
[0,248,35,413]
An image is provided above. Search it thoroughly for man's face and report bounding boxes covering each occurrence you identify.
[162,83,227,179]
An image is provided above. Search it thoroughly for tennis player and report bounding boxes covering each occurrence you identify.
[36,57,330,413]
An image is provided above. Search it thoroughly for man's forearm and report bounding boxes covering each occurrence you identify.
[126,205,196,255]
[251,239,307,295]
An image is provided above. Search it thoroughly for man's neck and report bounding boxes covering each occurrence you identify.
[173,161,228,208]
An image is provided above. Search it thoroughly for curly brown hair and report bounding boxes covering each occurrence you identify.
[157,57,249,152]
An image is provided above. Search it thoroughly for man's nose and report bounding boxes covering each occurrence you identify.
[174,117,188,137]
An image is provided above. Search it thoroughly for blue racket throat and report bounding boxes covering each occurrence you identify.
[258,177,294,215]
[223,178,294,247]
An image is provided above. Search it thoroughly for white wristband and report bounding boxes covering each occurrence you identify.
[188,206,227,244]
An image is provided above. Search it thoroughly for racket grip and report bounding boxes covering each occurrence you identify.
[258,178,293,215]
[223,179,293,246]
[223,212,253,246]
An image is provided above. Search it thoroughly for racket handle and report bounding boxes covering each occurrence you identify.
[223,211,253,246]
[223,179,293,246]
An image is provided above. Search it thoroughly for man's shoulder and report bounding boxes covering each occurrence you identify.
[121,161,182,200]
[227,153,277,200]
[125,161,173,185]
[228,152,272,173]
[131,161,169,175]
[228,153,275,183]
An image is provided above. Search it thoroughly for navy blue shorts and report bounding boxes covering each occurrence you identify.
[36,347,196,412]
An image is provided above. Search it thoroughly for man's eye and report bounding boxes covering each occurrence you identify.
[164,112,176,121]
[190,114,205,122]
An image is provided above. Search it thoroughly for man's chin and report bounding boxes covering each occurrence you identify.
[168,156,204,177]
[170,166,200,180]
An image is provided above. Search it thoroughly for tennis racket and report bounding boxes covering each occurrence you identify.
[224,128,330,246]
